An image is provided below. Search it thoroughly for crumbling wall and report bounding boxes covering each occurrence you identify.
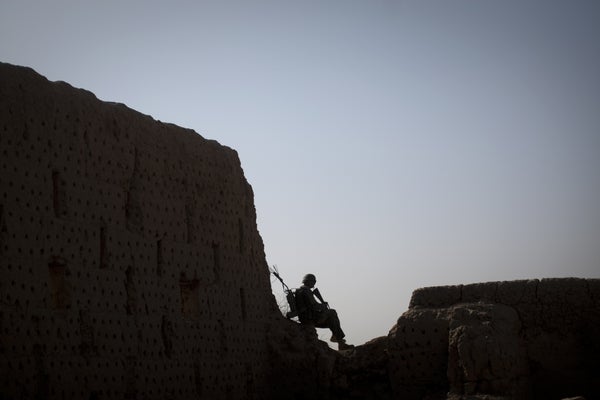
[336,278,600,400]
[0,62,292,400]
[407,278,600,399]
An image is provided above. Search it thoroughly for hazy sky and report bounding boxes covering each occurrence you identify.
[2,0,599,345]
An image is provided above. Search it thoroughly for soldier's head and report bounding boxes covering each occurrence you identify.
[302,273,316,288]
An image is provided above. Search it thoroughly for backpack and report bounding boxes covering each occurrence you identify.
[284,289,298,319]
[270,267,300,319]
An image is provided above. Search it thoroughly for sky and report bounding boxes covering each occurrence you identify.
[1,0,599,345]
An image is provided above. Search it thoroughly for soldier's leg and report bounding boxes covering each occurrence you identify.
[316,309,345,341]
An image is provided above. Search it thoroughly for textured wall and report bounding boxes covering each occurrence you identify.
[405,278,600,399]
[0,62,285,399]
[334,278,600,400]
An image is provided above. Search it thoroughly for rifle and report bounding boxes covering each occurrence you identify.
[313,287,330,309]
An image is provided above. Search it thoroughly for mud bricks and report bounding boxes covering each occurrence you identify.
[0,63,278,400]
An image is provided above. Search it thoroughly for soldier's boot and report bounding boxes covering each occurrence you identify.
[337,339,354,351]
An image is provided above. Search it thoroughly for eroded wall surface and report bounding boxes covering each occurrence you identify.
[0,62,285,399]
[403,278,600,399]
[335,278,600,400]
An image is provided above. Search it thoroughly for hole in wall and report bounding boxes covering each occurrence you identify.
[48,256,70,309]
[180,274,199,318]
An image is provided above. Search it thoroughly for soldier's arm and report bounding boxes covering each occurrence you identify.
[300,287,321,309]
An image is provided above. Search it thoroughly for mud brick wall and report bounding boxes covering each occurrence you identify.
[392,278,600,399]
[0,62,282,400]
[387,309,449,398]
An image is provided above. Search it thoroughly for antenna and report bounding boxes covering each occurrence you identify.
[270,264,290,292]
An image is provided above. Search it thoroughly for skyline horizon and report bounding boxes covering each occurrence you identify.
[2,0,599,345]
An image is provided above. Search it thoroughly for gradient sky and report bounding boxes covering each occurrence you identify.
[2,0,599,345]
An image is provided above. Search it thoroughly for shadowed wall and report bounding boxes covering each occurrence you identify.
[0,62,284,399]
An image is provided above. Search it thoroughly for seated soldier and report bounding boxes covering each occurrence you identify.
[294,273,353,350]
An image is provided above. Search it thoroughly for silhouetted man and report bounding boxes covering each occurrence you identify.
[295,273,353,350]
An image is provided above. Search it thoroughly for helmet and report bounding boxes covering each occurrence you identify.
[302,274,316,284]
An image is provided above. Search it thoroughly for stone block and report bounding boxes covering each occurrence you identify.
[409,284,462,308]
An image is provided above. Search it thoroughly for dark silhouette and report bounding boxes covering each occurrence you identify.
[295,274,353,350]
